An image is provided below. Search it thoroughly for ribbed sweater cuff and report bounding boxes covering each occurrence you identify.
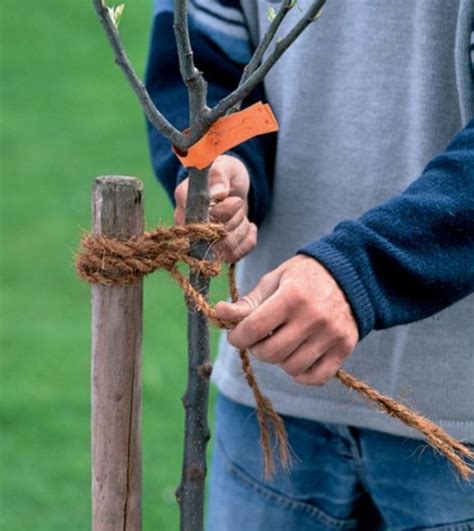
[297,240,375,339]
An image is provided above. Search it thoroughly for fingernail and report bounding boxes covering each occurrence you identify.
[210,183,226,197]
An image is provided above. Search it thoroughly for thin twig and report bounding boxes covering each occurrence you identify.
[203,0,325,127]
[173,0,208,124]
[91,0,186,149]
[229,0,293,113]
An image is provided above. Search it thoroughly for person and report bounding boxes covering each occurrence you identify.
[145,0,474,528]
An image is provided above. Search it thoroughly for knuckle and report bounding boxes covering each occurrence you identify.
[325,322,341,340]
[307,369,331,387]
[259,272,273,289]
[174,184,186,204]
[318,364,340,386]
[316,313,332,330]
[173,208,184,225]
[306,303,321,322]
[328,321,351,343]
[338,337,354,355]
[282,361,301,377]
[226,251,238,264]
[227,332,242,349]
[226,209,245,230]
[234,248,246,263]
[209,159,225,175]
[246,319,265,339]
[285,296,298,312]
[265,351,283,364]
[265,345,284,364]
[239,237,257,258]
[289,285,307,306]
[313,375,330,386]
[251,345,278,363]
[229,196,243,209]
[249,344,262,359]
[223,250,235,264]
[215,199,239,220]
[265,343,287,363]
[225,234,240,255]
[249,224,258,245]
[293,374,310,386]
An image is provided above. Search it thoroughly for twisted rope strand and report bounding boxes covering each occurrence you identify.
[229,263,291,478]
[336,369,474,479]
[76,223,474,479]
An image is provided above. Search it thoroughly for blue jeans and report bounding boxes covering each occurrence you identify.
[207,393,474,531]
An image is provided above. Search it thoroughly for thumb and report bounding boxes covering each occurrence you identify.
[215,272,280,322]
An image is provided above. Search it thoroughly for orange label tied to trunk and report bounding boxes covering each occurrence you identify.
[173,102,279,170]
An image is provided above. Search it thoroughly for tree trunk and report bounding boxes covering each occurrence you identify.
[176,166,212,531]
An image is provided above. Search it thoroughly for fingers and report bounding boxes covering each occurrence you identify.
[174,183,244,226]
[209,167,231,202]
[173,154,250,226]
[226,282,300,349]
[173,179,189,225]
[210,155,250,200]
[293,343,351,386]
[210,195,255,263]
[249,321,308,365]
[222,207,245,233]
[233,222,257,261]
[278,332,336,377]
[213,218,257,263]
[209,197,244,224]
[215,270,280,323]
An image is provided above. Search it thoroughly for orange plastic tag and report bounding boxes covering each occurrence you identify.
[173,102,279,170]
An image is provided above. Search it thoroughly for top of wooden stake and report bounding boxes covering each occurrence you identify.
[92,176,144,238]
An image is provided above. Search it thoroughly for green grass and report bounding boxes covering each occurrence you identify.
[0,2,225,529]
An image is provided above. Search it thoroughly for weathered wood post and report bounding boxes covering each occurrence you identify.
[90,176,144,531]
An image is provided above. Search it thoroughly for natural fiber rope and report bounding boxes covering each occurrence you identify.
[76,223,474,480]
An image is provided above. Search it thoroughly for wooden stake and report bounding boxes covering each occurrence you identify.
[91,176,144,531]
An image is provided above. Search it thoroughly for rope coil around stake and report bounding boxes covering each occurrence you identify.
[76,222,474,479]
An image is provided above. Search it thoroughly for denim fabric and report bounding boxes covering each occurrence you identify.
[207,393,474,531]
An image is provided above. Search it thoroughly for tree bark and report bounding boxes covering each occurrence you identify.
[175,166,212,531]
[91,176,144,531]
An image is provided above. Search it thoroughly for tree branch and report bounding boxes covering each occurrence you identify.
[234,0,293,110]
[91,0,186,150]
[204,0,325,126]
[173,0,208,125]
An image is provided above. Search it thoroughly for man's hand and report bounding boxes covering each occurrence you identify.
[174,154,257,263]
[215,255,359,386]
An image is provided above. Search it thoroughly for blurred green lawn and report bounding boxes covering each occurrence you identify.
[0,2,226,529]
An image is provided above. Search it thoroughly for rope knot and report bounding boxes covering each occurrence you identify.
[76,222,227,285]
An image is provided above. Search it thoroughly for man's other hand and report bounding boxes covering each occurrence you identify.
[215,255,359,386]
[173,155,257,263]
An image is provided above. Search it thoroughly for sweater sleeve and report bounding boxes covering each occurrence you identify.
[145,0,276,226]
[298,120,474,339]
